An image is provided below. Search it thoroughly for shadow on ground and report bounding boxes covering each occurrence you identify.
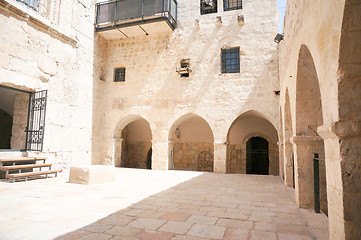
[55,173,328,240]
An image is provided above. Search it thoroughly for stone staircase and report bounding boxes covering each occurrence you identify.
[0,157,58,183]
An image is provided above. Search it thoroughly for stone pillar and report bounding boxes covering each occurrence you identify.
[113,138,123,167]
[214,142,226,173]
[318,121,361,240]
[290,135,323,209]
[283,140,294,187]
[278,140,284,179]
[152,141,168,170]
[168,139,174,170]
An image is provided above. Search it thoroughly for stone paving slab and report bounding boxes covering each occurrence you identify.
[0,168,328,239]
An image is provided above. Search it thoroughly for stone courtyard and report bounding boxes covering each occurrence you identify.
[0,168,327,240]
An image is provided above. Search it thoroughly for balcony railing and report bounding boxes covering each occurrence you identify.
[95,0,177,32]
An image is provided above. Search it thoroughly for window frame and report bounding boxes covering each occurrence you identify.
[114,67,126,82]
[223,0,242,11]
[221,47,240,74]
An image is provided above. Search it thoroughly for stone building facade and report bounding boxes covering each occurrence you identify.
[0,0,99,166]
[92,0,280,174]
[0,0,360,239]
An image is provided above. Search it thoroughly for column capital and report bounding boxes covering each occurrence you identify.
[318,120,361,140]
[290,135,323,145]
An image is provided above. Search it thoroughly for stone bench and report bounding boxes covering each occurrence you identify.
[69,165,115,185]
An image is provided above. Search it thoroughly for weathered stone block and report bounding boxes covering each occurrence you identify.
[69,165,115,185]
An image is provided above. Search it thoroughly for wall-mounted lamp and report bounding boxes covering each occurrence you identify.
[274,33,284,43]
[175,128,181,138]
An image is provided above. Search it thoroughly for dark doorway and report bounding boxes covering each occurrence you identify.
[0,108,12,149]
[147,148,152,169]
[246,137,269,175]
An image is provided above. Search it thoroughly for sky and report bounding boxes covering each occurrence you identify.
[277,0,287,33]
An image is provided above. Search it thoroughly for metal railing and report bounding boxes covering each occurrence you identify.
[95,0,177,31]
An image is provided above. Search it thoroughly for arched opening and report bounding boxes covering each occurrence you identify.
[168,114,214,172]
[118,118,152,169]
[227,110,279,175]
[294,45,327,214]
[284,89,294,188]
[246,137,269,175]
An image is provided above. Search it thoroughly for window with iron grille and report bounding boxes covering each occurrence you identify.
[200,0,217,15]
[114,68,126,82]
[224,0,242,11]
[221,48,240,73]
[17,0,39,10]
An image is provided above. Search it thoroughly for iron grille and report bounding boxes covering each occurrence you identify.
[114,68,126,82]
[200,0,217,15]
[221,47,240,73]
[25,90,47,151]
[224,0,242,11]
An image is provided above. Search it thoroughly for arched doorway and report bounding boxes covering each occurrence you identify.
[168,114,214,172]
[246,137,269,175]
[120,118,152,169]
[227,110,278,175]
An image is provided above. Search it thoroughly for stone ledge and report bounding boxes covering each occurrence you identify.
[0,0,78,47]
[69,165,115,185]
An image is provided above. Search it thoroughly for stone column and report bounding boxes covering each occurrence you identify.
[113,138,123,167]
[214,142,226,173]
[290,135,323,209]
[278,140,284,179]
[152,141,168,170]
[318,121,361,240]
[168,139,174,170]
[283,140,294,187]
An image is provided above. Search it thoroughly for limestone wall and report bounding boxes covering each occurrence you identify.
[0,0,98,168]
[93,0,280,171]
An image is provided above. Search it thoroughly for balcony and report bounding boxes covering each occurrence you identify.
[95,0,177,39]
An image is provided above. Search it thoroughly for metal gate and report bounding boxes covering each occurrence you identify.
[25,90,48,151]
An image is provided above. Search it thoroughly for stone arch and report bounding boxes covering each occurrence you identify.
[113,115,153,169]
[168,113,214,172]
[226,110,279,175]
[293,44,327,213]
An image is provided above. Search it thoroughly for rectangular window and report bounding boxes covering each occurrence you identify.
[224,0,242,11]
[114,68,126,82]
[200,0,217,15]
[18,0,39,10]
[221,48,240,73]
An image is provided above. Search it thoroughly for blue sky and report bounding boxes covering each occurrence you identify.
[277,0,287,33]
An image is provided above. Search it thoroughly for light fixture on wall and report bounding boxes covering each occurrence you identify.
[175,128,181,138]
[274,33,284,43]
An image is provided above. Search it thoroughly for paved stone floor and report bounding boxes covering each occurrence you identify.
[0,168,328,240]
